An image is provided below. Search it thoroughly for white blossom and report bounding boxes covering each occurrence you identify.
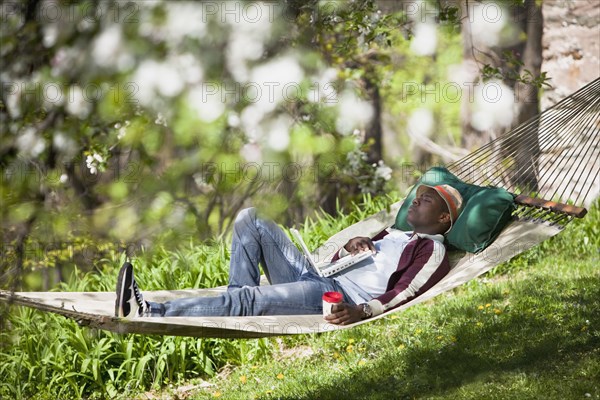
[227,113,241,128]
[471,80,516,131]
[86,153,104,175]
[165,3,207,41]
[116,120,130,140]
[470,2,508,48]
[410,23,437,56]
[336,90,374,135]
[4,77,22,118]
[240,143,262,163]
[155,113,167,127]
[43,23,59,48]
[52,132,76,157]
[16,127,46,158]
[187,85,225,123]
[92,25,124,68]
[266,116,292,152]
[225,14,272,82]
[249,55,305,113]
[407,108,435,138]
[51,47,78,77]
[132,60,185,106]
[374,160,393,181]
[65,85,92,119]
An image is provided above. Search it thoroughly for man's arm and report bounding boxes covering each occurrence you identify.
[331,229,390,261]
[325,238,447,326]
[366,238,449,317]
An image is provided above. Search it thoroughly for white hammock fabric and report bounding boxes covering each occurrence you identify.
[0,204,561,338]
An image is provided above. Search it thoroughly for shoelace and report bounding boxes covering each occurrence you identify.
[132,279,147,315]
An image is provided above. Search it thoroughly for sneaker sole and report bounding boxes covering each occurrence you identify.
[115,262,133,317]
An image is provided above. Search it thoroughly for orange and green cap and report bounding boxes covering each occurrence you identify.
[416,184,463,229]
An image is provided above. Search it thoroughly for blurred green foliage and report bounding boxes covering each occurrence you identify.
[0,1,551,290]
[0,0,466,290]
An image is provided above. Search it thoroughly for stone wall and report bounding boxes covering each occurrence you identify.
[541,0,599,108]
[541,0,599,207]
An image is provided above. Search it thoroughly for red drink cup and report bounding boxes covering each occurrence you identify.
[322,291,343,317]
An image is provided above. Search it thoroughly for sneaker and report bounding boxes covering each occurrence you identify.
[115,262,149,318]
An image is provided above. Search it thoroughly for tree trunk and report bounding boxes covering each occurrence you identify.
[459,0,493,151]
[459,0,542,192]
[364,77,383,165]
[509,0,543,193]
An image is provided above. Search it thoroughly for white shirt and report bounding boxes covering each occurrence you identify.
[335,229,411,303]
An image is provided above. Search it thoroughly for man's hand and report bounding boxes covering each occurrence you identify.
[343,236,375,255]
[324,303,364,325]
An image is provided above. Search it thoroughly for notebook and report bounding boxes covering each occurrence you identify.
[290,228,373,278]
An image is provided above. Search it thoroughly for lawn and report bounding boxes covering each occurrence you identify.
[173,205,599,400]
[1,199,598,400]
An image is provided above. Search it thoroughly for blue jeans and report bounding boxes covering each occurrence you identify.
[148,208,350,316]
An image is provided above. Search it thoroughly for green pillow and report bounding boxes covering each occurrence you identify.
[392,167,515,253]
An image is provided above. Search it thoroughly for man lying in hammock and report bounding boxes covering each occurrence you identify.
[116,184,463,325]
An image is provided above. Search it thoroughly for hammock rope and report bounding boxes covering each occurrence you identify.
[1,77,598,338]
[448,77,600,228]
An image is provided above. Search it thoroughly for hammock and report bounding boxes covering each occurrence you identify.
[1,77,598,339]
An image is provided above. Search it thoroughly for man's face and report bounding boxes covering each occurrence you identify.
[406,186,450,234]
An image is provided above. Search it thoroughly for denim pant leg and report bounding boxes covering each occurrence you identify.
[146,207,343,317]
[151,276,346,317]
[227,207,312,288]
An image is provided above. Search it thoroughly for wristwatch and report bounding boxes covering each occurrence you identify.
[360,303,373,319]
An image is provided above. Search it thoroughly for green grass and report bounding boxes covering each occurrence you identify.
[1,197,598,400]
[0,194,398,400]
[178,260,598,400]
[175,203,599,400]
